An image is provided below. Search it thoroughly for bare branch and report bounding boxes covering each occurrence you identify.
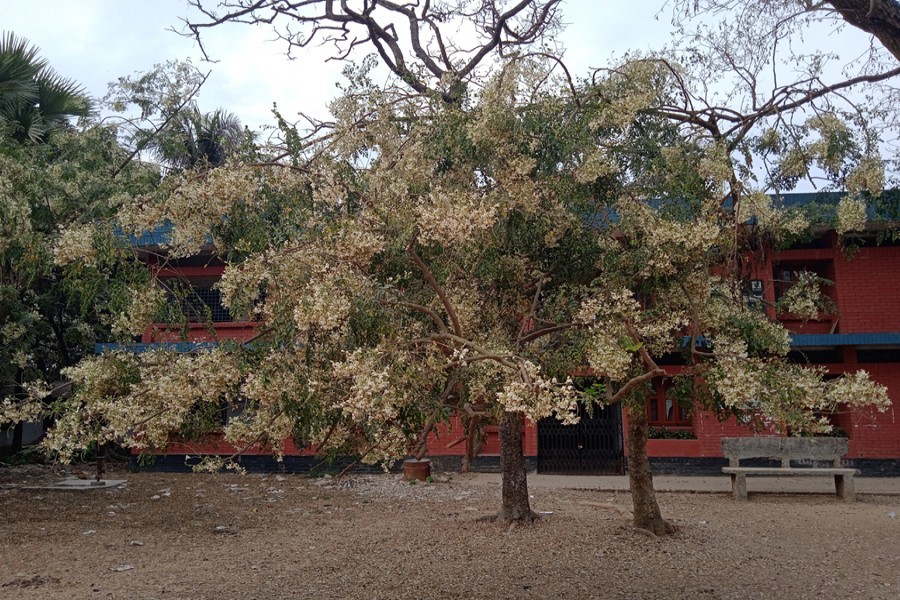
[183,0,563,103]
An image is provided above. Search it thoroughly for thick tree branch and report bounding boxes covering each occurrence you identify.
[609,368,666,405]
[406,231,463,338]
[827,0,900,62]
[388,300,448,334]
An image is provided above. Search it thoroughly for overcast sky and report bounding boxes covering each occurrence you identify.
[2,0,883,144]
[1,0,677,132]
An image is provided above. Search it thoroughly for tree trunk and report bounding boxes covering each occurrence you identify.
[461,414,481,473]
[11,421,23,454]
[626,407,676,535]
[498,411,537,522]
[827,0,900,63]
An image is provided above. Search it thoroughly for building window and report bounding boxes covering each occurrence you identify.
[647,378,691,426]
[773,260,834,302]
[161,278,236,323]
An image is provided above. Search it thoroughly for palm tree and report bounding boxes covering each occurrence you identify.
[0,32,91,143]
[151,105,246,171]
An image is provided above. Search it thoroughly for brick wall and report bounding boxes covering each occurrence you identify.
[143,321,259,343]
[423,415,539,457]
[843,363,900,458]
[769,242,900,333]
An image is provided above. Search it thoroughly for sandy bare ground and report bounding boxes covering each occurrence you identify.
[0,465,898,600]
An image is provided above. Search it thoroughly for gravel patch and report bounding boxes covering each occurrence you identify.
[0,466,897,599]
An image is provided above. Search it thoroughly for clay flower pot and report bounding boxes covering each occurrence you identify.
[402,458,431,481]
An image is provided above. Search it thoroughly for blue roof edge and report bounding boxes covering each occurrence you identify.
[789,333,900,347]
[95,342,218,354]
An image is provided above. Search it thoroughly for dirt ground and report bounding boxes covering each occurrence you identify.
[0,465,898,600]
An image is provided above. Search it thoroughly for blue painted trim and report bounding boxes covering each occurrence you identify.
[790,333,900,347]
[95,342,218,354]
[114,222,174,247]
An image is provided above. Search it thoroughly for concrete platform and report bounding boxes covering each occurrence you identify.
[25,478,127,490]
[465,473,900,495]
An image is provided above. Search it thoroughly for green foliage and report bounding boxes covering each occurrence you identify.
[647,426,696,440]
[0,115,158,416]
[0,32,91,143]
[104,60,256,172]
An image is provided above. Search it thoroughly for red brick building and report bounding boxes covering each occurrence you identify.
[117,194,900,475]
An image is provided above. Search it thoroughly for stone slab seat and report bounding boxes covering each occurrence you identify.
[720,437,860,502]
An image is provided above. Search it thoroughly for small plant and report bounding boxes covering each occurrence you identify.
[648,427,696,440]
[425,475,434,483]
[0,444,51,466]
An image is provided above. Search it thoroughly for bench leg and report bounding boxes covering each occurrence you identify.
[835,474,856,502]
[730,473,748,501]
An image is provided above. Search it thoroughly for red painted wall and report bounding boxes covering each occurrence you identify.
[832,245,900,332]
[763,239,900,334]
[843,363,900,459]
[143,321,259,343]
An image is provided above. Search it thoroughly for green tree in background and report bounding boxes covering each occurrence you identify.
[0,34,159,453]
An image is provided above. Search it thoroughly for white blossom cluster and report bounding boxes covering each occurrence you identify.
[707,338,890,434]
[416,189,498,246]
[845,156,884,198]
[779,271,827,320]
[826,371,891,413]
[293,269,355,333]
[706,338,764,410]
[739,192,810,236]
[835,196,868,234]
[807,114,853,175]
[329,346,425,465]
[619,199,722,278]
[52,223,99,267]
[0,381,51,426]
[1,321,27,344]
[575,149,618,183]
[578,288,687,382]
[119,164,260,257]
[495,360,580,425]
[332,348,406,423]
[39,349,245,462]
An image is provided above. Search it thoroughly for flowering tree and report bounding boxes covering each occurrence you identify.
[0,58,243,455]
[572,2,900,532]
[41,64,599,521]
[4,3,896,535]
[22,52,891,533]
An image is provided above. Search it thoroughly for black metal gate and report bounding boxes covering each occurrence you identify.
[537,402,624,474]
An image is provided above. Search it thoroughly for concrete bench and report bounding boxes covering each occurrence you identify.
[721,437,859,502]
